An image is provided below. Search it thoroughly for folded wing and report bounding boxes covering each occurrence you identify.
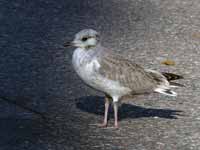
[98,53,158,94]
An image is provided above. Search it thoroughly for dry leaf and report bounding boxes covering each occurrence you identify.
[161,60,175,66]
[192,33,200,39]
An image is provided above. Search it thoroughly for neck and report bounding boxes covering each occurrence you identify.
[85,45,96,49]
[78,43,101,51]
[80,44,102,56]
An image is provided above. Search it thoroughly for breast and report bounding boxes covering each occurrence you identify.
[72,48,99,86]
[74,60,102,89]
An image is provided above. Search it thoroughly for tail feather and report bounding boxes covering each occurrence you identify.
[146,70,183,97]
[154,88,177,97]
[169,82,185,87]
[162,72,183,81]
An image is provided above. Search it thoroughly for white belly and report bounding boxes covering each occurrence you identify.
[72,48,131,100]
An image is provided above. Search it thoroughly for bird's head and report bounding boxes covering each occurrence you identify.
[64,29,100,49]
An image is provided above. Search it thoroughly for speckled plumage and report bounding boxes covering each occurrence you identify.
[68,29,182,127]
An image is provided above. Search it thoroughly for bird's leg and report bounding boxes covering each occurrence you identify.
[99,96,110,127]
[113,101,119,128]
[89,96,110,127]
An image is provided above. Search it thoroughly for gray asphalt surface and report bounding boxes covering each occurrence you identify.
[0,0,200,149]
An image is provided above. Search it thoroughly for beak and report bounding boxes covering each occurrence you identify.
[63,41,72,47]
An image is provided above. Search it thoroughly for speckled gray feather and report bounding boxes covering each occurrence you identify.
[70,29,182,127]
[96,47,164,95]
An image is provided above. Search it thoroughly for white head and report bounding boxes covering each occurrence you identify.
[65,29,100,49]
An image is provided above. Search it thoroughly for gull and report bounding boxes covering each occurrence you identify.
[64,29,183,128]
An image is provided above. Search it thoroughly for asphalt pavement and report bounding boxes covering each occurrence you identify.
[0,0,200,149]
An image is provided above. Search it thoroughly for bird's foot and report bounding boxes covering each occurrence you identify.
[103,125,119,129]
[98,122,108,128]
[114,124,119,129]
[89,122,119,129]
[89,122,107,128]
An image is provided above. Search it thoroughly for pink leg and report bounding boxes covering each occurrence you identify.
[98,96,110,127]
[113,102,119,128]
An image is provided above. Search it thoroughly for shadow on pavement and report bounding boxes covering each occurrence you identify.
[76,96,183,120]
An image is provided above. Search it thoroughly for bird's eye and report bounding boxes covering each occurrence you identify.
[82,37,88,41]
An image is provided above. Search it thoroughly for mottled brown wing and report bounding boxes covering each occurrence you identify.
[98,53,157,94]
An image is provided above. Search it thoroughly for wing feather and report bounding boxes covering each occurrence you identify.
[98,53,157,94]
